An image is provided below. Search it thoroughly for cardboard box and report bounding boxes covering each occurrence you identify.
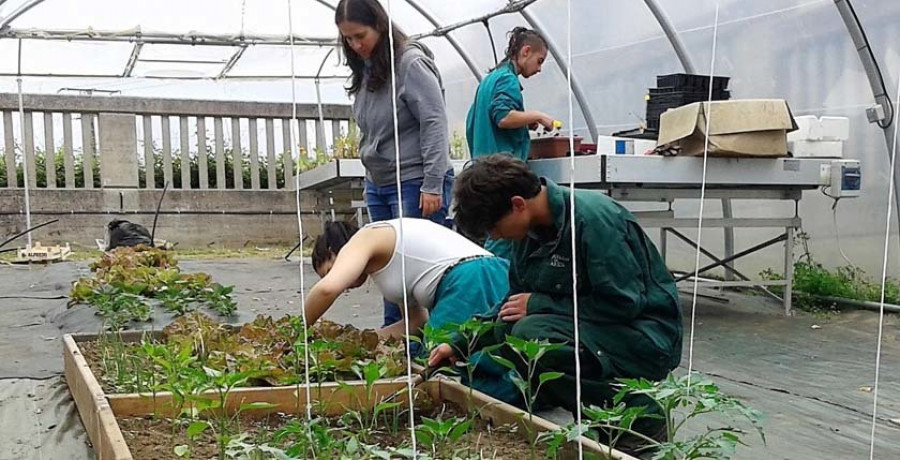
[657,99,798,157]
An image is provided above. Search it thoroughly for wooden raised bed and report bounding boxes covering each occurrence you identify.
[64,333,636,460]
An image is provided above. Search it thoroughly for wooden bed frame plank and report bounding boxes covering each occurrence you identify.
[65,332,632,460]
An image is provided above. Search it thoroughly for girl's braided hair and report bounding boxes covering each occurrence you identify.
[497,27,547,70]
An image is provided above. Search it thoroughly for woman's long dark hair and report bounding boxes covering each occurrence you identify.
[335,0,408,95]
[312,220,360,272]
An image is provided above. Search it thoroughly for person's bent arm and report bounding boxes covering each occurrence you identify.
[489,72,554,131]
[377,306,429,340]
[304,232,375,326]
[498,110,554,130]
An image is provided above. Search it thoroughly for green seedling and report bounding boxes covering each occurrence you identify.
[96,326,155,394]
[70,246,234,324]
[537,421,592,460]
[431,319,495,410]
[488,336,565,459]
[138,339,168,417]
[582,404,649,458]
[274,419,409,460]
[92,284,154,327]
[488,336,565,424]
[585,373,766,460]
[147,341,198,423]
[337,361,403,443]
[309,338,340,386]
[185,368,275,460]
[415,415,474,459]
[159,286,195,316]
[224,433,289,459]
[274,418,340,458]
[204,283,238,317]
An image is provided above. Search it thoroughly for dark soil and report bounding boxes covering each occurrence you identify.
[118,400,541,459]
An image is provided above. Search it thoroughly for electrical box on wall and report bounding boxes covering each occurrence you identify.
[826,160,862,198]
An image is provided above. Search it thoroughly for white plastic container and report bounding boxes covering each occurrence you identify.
[788,140,844,158]
[788,116,849,142]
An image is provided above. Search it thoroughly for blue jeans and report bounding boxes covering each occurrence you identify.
[366,169,454,327]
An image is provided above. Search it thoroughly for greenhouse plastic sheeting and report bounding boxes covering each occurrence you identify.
[0,0,897,275]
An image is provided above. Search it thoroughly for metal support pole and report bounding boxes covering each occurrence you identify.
[642,0,696,73]
[315,77,326,154]
[518,8,599,143]
[313,48,335,156]
[784,226,795,315]
[833,0,900,247]
[660,227,668,263]
[722,199,735,281]
[16,39,32,248]
[0,0,46,29]
[404,0,484,82]
[320,0,486,84]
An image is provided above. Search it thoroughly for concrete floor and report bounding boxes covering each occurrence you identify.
[1,257,898,459]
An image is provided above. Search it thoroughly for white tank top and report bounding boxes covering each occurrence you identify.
[366,218,491,310]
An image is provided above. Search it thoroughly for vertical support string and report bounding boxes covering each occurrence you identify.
[16,38,33,249]
[564,0,583,458]
[385,0,418,455]
[287,0,313,423]
[868,74,900,460]
[686,4,720,386]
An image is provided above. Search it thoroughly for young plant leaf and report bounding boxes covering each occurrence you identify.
[186,420,209,437]
[488,354,518,372]
[239,402,277,411]
[449,418,474,442]
[539,371,565,385]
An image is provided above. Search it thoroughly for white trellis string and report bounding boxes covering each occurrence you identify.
[385,0,419,455]
[286,0,313,423]
[564,0,583,458]
[687,4,720,386]
[239,0,248,38]
[17,38,33,248]
[868,74,900,460]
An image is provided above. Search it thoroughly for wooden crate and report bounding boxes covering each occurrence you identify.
[64,333,636,460]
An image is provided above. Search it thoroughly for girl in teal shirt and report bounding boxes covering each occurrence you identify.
[466,27,557,161]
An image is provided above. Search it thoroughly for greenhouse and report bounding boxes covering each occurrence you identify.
[0,0,898,459]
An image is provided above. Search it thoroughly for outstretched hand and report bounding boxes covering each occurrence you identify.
[428,343,456,367]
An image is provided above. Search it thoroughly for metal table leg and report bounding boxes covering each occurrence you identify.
[660,228,668,263]
[784,225,794,315]
[722,198,735,281]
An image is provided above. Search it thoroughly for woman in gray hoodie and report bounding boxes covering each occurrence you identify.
[335,0,454,327]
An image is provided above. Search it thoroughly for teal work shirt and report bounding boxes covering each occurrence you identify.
[466,61,531,161]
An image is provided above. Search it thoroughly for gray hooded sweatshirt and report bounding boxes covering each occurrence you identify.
[353,43,451,194]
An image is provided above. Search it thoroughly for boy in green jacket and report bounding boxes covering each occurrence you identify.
[430,155,683,430]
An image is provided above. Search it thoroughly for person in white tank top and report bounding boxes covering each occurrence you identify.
[305,218,510,340]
